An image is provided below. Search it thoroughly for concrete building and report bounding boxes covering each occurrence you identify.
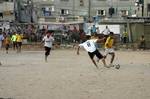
[33,0,55,23]
[0,0,15,22]
[144,0,150,16]
[54,0,137,21]
[14,0,35,23]
[33,0,144,23]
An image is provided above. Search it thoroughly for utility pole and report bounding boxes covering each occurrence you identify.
[141,0,144,16]
[88,0,91,20]
[73,0,75,21]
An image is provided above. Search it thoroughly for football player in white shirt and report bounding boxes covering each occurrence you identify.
[42,32,54,62]
[77,35,106,69]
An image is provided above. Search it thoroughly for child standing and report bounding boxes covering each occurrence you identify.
[104,32,115,66]
[42,31,54,62]
[4,35,11,54]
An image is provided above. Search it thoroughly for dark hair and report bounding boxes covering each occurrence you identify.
[46,31,51,34]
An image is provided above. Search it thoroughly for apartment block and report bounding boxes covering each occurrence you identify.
[0,0,14,22]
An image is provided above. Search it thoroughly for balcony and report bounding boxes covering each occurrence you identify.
[38,16,84,24]
[99,17,150,24]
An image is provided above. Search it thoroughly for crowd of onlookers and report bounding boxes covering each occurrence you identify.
[0,24,147,53]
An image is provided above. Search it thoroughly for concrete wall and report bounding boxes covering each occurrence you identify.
[130,24,144,42]
[129,23,150,48]
[144,24,150,48]
[0,2,14,21]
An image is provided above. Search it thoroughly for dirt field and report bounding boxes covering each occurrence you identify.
[0,49,150,99]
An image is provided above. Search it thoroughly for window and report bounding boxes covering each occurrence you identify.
[121,10,128,17]
[51,6,55,12]
[97,10,106,16]
[42,7,53,16]
[60,0,69,1]
[80,0,84,6]
[60,9,69,15]
[147,4,150,12]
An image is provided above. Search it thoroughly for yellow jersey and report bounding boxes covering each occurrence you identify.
[123,32,128,37]
[105,36,114,48]
[16,34,23,42]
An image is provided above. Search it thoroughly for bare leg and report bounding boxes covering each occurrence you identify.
[91,59,99,69]
[101,58,106,67]
[110,53,115,64]
[45,55,48,62]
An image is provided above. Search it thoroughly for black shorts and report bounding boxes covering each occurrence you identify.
[45,46,51,56]
[17,42,22,47]
[88,49,103,59]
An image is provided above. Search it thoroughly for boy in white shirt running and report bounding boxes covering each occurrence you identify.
[42,32,54,62]
[77,35,106,69]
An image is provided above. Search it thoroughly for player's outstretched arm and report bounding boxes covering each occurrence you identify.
[96,37,106,43]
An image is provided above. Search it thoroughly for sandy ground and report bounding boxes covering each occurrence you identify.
[0,49,150,99]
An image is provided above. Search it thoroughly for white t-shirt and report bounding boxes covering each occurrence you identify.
[79,39,97,53]
[43,35,54,48]
[0,34,4,41]
[102,28,110,35]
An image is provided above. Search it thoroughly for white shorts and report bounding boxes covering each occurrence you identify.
[104,48,115,56]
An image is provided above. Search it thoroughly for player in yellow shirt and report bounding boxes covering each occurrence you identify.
[16,33,23,53]
[11,32,17,50]
[104,32,115,66]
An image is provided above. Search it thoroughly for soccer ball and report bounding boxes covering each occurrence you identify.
[115,64,120,69]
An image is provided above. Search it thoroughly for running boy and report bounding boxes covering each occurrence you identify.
[104,32,115,66]
[77,35,106,69]
[4,35,11,54]
[16,33,23,53]
[42,31,54,62]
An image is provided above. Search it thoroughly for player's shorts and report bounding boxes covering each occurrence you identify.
[104,48,115,56]
[45,46,51,56]
[17,42,22,47]
[88,49,103,59]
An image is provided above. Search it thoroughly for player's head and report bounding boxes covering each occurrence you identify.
[46,31,51,37]
[86,35,91,40]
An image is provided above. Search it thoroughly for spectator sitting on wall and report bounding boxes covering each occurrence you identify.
[101,26,111,42]
[101,26,110,36]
